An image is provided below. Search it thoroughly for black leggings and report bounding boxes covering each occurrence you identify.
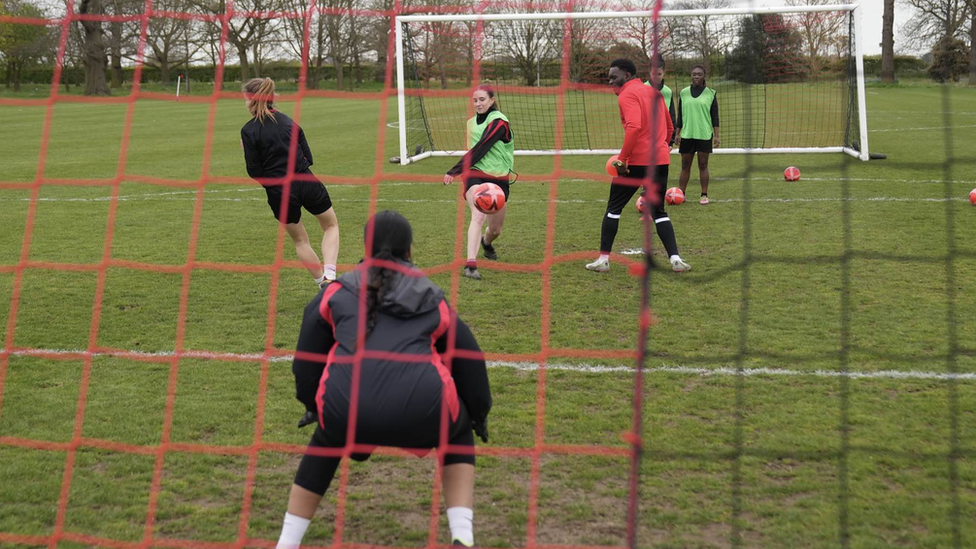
[294,401,476,496]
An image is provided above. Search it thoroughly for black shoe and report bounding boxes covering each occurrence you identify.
[481,238,497,260]
[463,267,482,280]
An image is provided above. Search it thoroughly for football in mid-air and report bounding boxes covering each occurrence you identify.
[784,166,801,181]
[970,188,976,205]
[665,187,685,205]
[473,183,506,214]
[605,154,620,177]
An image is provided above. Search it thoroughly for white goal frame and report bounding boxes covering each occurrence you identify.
[394,4,870,165]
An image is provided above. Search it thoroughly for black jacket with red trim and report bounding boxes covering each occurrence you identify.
[292,260,492,426]
[446,106,513,177]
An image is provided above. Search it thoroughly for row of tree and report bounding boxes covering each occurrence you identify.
[2,0,976,94]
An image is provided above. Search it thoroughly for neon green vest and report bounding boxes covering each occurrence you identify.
[466,110,514,179]
[645,81,673,110]
[679,86,715,140]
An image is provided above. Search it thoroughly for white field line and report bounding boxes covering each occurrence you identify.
[0,186,971,205]
[869,124,976,133]
[4,347,975,382]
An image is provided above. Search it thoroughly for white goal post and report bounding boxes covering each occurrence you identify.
[394,3,871,165]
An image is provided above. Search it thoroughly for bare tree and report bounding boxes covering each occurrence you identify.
[78,0,110,95]
[882,0,896,82]
[670,0,733,70]
[969,0,975,84]
[786,0,845,76]
[187,0,278,81]
[281,0,328,87]
[900,0,970,50]
[493,0,560,86]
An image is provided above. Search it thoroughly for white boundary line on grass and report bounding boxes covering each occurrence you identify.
[0,187,971,205]
[4,348,975,382]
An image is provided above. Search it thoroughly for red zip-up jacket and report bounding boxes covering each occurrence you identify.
[617,78,673,167]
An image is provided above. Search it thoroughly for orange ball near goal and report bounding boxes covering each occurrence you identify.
[472,183,506,214]
[784,166,801,181]
[606,155,620,177]
[970,188,976,205]
[665,187,685,205]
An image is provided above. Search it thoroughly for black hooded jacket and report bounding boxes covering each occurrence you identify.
[292,261,492,430]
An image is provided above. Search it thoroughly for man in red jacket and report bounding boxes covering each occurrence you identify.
[586,58,690,274]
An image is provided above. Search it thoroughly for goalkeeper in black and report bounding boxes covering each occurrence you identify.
[275,211,492,549]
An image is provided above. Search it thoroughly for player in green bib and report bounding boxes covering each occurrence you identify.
[644,54,676,137]
[443,85,515,281]
[675,64,720,205]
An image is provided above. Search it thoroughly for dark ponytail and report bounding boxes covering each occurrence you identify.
[366,247,396,334]
[362,211,413,334]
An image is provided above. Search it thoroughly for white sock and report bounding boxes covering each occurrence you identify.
[276,512,311,549]
[323,264,336,281]
[669,255,681,263]
[599,253,610,262]
[314,273,327,285]
[447,506,474,546]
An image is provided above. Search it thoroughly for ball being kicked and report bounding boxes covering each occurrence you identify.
[473,183,506,214]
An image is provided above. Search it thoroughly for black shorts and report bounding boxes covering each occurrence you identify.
[678,138,713,154]
[607,164,669,220]
[263,171,332,224]
[464,173,511,200]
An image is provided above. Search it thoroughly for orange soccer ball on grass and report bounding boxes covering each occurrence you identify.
[784,166,801,181]
[665,187,685,205]
[970,188,976,205]
[472,183,506,214]
[606,155,620,177]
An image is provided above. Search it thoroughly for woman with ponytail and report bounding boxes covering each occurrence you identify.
[277,211,492,549]
[241,77,340,288]
[443,84,515,281]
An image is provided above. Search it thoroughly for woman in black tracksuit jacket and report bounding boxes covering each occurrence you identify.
[241,77,340,288]
[274,211,491,549]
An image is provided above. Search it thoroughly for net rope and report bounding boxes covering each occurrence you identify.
[0,1,653,547]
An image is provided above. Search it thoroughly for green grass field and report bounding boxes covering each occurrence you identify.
[1,81,976,548]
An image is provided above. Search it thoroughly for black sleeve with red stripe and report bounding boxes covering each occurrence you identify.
[436,315,492,423]
[447,119,512,177]
[293,290,335,413]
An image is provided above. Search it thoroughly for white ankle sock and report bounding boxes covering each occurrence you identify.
[599,253,610,261]
[314,273,327,285]
[447,506,474,546]
[669,255,681,263]
[276,512,311,549]
[323,264,336,280]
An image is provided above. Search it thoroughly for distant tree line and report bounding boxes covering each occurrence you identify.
[2,0,975,95]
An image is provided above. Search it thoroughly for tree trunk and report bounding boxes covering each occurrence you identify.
[881,0,896,83]
[13,63,22,92]
[160,58,170,84]
[335,60,344,89]
[237,44,250,81]
[110,20,123,87]
[251,43,260,77]
[79,0,111,95]
[5,64,11,89]
[970,13,976,85]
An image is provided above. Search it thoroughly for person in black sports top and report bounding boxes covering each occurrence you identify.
[675,64,720,205]
[241,77,340,288]
[274,211,492,549]
[442,85,515,281]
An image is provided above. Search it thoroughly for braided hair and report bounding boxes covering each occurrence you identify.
[364,211,413,333]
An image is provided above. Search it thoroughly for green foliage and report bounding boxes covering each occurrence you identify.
[0,0,56,91]
[927,35,970,83]
[728,14,807,84]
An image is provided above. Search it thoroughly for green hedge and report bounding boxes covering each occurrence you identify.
[862,55,928,76]
[13,62,383,87]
